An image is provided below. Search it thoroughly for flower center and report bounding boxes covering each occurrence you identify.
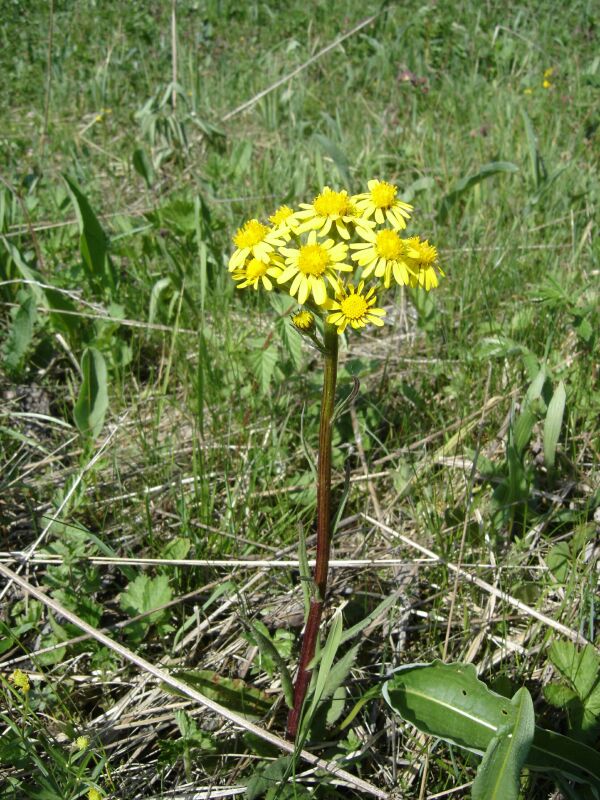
[340,293,368,320]
[270,205,294,225]
[234,219,268,249]
[370,181,397,209]
[313,189,350,218]
[246,258,268,279]
[298,244,330,275]
[376,229,403,260]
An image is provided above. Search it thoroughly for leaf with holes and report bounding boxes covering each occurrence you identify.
[383,661,600,794]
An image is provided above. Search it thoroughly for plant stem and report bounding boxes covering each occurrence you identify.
[286,323,339,740]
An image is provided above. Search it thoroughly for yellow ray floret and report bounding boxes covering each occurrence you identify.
[232,255,283,291]
[350,227,416,287]
[405,237,445,291]
[278,230,352,306]
[353,179,413,230]
[229,219,286,271]
[295,186,367,240]
[327,281,386,334]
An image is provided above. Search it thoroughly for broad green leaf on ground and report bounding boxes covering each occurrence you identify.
[472,687,535,800]
[383,661,600,792]
[73,347,108,438]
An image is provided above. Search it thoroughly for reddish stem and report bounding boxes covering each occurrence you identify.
[286,324,338,740]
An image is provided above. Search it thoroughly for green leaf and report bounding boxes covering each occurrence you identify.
[437,161,519,222]
[63,174,116,296]
[248,341,279,395]
[300,609,343,738]
[544,381,566,469]
[383,661,600,791]
[546,541,571,584]
[472,687,534,800]
[132,147,155,187]
[169,669,273,721]
[3,291,36,372]
[73,347,108,438]
[246,620,294,709]
[246,756,296,800]
[119,574,172,624]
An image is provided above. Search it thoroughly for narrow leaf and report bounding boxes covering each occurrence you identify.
[437,162,519,222]
[73,347,108,438]
[544,381,566,468]
[472,687,534,800]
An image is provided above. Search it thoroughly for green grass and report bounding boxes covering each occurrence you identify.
[1,1,599,798]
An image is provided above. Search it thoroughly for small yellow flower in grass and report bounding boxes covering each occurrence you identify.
[542,79,552,89]
[543,67,554,79]
[87,789,102,800]
[229,219,286,270]
[353,179,413,230]
[291,309,315,332]
[405,237,445,290]
[327,281,386,334]
[296,186,360,240]
[232,255,283,291]
[75,735,90,751]
[350,227,415,288]
[278,230,352,305]
[9,669,30,693]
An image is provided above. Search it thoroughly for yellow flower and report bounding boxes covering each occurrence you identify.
[231,255,283,291]
[88,789,102,800]
[543,67,554,79]
[327,281,386,334]
[9,669,30,693]
[278,230,352,305]
[269,205,300,241]
[350,227,415,287]
[542,79,552,89]
[405,237,444,290]
[75,736,90,751]
[353,179,413,230]
[295,187,362,240]
[291,310,315,332]
[229,219,286,271]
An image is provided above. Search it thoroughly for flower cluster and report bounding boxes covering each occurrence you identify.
[228,180,444,336]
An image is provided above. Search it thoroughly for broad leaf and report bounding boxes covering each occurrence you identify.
[383,661,600,793]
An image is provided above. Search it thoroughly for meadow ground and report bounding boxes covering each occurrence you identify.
[0,1,599,798]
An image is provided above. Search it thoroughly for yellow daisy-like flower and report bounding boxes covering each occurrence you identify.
[291,309,315,332]
[327,281,386,334]
[350,227,415,288]
[269,205,300,241]
[353,179,413,230]
[75,736,90,752]
[278,230,352,306]
[232,255,283,291]
[229,219,286,271]
[9,669,30,693]
[405,237,445,291]
[295,186,362,240]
